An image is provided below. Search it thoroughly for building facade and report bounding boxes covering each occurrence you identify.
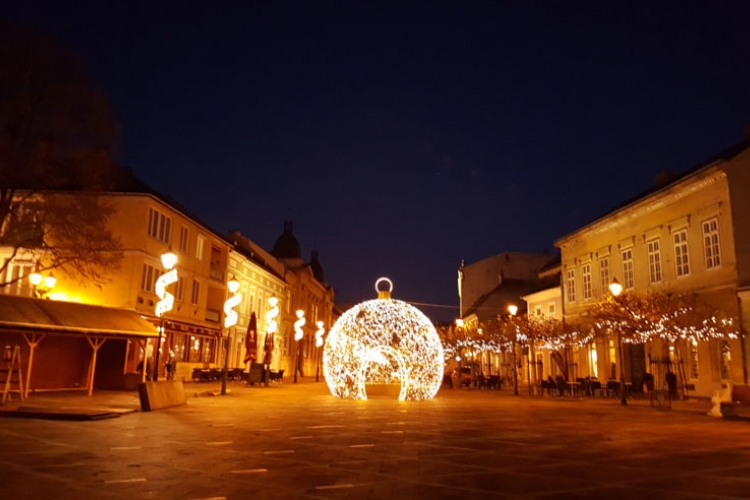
[555,139,750,397]
[226,231,288,373]
[521,257,564,385]
[0,174,338,391]
[270,221,335,380]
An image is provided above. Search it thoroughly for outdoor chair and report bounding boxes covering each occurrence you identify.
[541,379,553,395]
[589,380,602,397]
[607,380,620,397]
[269,369,284,383]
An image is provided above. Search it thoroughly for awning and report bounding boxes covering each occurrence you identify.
[0,294,158,338]
[149,317,222,339]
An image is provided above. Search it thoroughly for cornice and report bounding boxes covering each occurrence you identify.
[557,169,726,249]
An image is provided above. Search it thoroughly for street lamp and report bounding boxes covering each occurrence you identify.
[608,277,627,406]
[293,309,305,383]
[264,296,279,386]
[29,268,56,298]
[221,275,241,396]
[508,304,519,396]
[315,320,325,382]
[154,248,178,381]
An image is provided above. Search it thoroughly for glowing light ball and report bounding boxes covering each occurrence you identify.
[323,278,444,401]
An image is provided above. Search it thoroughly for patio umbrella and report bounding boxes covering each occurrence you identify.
[263,332,274,365]
[243,312,258,364]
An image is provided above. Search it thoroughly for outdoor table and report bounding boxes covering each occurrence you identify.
[568,382,581,397]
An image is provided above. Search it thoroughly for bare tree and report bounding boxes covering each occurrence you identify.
[0,21,122,288]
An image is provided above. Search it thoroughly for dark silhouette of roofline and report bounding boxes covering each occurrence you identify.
[556,138,750,244]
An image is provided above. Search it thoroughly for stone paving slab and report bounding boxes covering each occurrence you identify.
[1,380,749,499]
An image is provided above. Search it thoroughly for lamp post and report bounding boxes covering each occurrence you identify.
[29,268,56,299]
[293,309,305,383]
[221,275,241,396]
[154,249,178,381]
[265,296,279,386]
[508,304,519,396]
[455,318,465,386]
[608,277,627,406]
[315,320,325,382]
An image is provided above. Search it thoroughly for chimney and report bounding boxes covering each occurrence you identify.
[654,170,678,188]
[311,250,319,261]
[284,220,293,233]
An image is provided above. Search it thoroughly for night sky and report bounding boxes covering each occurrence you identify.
[6,2,750,321]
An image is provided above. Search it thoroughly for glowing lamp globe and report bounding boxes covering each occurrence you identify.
[322,278,444,401]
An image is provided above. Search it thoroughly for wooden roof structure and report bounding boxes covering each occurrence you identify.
[0,295,158,397]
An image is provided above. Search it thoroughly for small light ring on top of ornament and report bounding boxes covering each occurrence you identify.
[375,276,393,299]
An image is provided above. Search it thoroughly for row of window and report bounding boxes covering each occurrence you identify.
[566,217,721,302]
[142,263,286,324]
[536,337,730,384]
[532,303,556,317]
[148,207,206,260]
[585,338,725,382]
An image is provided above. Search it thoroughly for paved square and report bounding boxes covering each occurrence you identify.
[2,382,750,499]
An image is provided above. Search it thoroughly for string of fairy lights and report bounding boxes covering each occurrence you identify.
[315,276,737,402]
[595,310,737,344]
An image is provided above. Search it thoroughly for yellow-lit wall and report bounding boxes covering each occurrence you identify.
[556,153,750,396]
[281,266,334,379]
[226,248,288,371]
[34,192,232,377]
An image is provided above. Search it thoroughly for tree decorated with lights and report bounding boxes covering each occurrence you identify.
[525,316,594,381]
[588,287,738,397]
[322,278,444,401]
[588,289,738,345]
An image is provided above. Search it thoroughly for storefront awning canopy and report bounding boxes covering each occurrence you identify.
[0,295,159,338]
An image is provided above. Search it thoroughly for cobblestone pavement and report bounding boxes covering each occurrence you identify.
[2,380,750,499]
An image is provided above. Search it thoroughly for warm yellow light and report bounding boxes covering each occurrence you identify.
[161,249,178,270]
[43,273,56,290]
[29,271,43,286]
[455,318,464,328]
[224,290,241,328]
[227,275,240,294]
[609,277,623,297]
[315,320,325,347]
[155,268,178,317]
[266,296,279,335]
[508,304,518,316]
[294,309,306,341]
[46,292,70,302]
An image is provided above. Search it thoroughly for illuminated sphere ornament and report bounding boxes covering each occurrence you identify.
[323,278,444,401]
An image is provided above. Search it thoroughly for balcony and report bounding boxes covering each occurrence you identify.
[209,266,224,282]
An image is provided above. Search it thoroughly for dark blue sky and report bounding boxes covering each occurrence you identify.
[6,2,750,320]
